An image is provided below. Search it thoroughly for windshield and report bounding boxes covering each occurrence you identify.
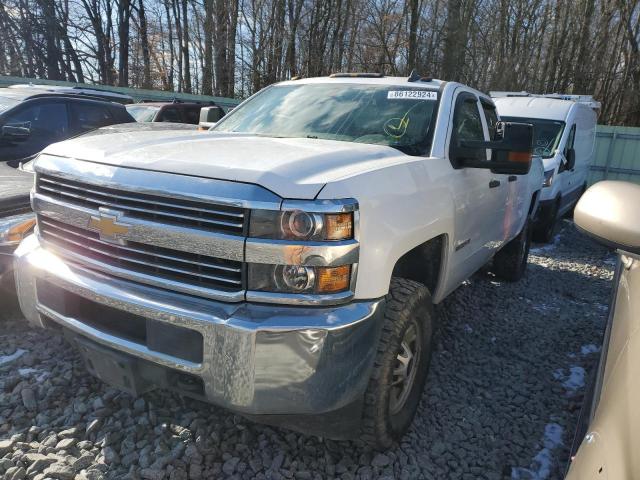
[501,116,565,158]
[126,105,160,122]
[214,83,439,155]
[0,95,19,113]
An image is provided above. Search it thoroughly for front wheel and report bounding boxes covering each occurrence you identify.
[359,278,435,450]
[533,199,559,243]
[492,219,532,282]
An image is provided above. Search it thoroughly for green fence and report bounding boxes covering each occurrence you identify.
[0,75,240,110]
[589,125,640,185]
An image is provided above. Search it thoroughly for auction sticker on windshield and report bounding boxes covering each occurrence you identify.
[387,90,438,100]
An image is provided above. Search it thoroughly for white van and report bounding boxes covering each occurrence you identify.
[492,92,599,242]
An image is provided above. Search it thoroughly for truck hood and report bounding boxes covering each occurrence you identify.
[0,163,33,217]
[42,131,406,198]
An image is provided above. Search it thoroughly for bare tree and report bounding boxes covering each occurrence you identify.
[2,0,640,125]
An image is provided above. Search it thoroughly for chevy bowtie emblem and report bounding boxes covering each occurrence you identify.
[88,212,130,242]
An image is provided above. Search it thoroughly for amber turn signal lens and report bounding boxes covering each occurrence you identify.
[8,217,36,243]
[316,265,351,293]
[508,151,532,163]
[325,213,353,240]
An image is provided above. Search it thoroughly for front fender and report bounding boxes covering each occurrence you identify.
[318,158,455,301]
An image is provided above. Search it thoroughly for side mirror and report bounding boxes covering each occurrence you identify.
[1,124,31,142]
[458,121,534,175]
[575,181,640,254]
[199,106,224,124]
[565,148,576,171]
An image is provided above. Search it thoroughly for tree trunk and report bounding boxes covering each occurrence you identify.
[118,0,131,86]
[202,0,214,95]
[442,0,462,81]
[39,0,62,79]
[181,0,192,93]
[138,0,152,88]
[407,0,419,72]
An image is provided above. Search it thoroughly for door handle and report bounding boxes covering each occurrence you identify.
[508,175,517,182]
[489,179,501,188]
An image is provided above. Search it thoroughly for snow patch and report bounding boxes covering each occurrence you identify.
[511,423,564,479]
[18,368,49,382]
[562,366,586,392]
[0,348,27,366]
[581,344,600,355]
[553,366,586,394]
[530,234,562,255]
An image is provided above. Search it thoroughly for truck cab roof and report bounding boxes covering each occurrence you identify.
[275,75,493,105]
[279,75,447,89]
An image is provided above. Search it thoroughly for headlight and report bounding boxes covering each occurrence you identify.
[0,213,36,247]
[247,199,357,300]
[249,264,352,294]
[250,210,354,241]
[542,169,555,187]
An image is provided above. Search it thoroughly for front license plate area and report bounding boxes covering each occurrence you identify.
[75,337,153,396]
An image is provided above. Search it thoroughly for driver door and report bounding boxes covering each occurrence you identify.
[448,91,507,278]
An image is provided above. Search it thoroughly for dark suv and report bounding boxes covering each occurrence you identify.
[126,100,212,124]
[0,89,134,165]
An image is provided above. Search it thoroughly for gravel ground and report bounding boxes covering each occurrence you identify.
[0,220,614,480]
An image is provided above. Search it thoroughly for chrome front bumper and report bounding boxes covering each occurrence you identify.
[15,234,384,416]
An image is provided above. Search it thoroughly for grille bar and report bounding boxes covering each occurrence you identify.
[39,218,241,273]
[39,216,243,292]
[37,174,246,235]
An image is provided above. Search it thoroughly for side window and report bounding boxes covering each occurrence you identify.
[184,107,201,124]
[450,93,486,162]
[159,107,181,122]
[564,124,576,155]
[560,124,576,172]
[4,102,70,141]
[481,102,499,138]
[71,103,114,132]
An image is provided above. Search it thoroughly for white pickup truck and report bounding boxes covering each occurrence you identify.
[15,74,543,449]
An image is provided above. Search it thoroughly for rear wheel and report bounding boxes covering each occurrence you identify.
[493,220,532,282]
[359,278,435,450]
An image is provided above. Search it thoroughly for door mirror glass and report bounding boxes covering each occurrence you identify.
[575,181,640,254]
[1,124,31,142]
[490,121,534,174]
[458,121,534,175]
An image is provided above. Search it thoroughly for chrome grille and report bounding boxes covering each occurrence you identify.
[36,174,247,235]
[39,216,243,293]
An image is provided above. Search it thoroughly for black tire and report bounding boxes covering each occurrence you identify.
[493,219,532,282]
[359,278,435,450]
[533,199,559,243]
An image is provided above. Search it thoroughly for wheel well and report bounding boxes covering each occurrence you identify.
[528,190,539,217]
[391,235,445,294]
